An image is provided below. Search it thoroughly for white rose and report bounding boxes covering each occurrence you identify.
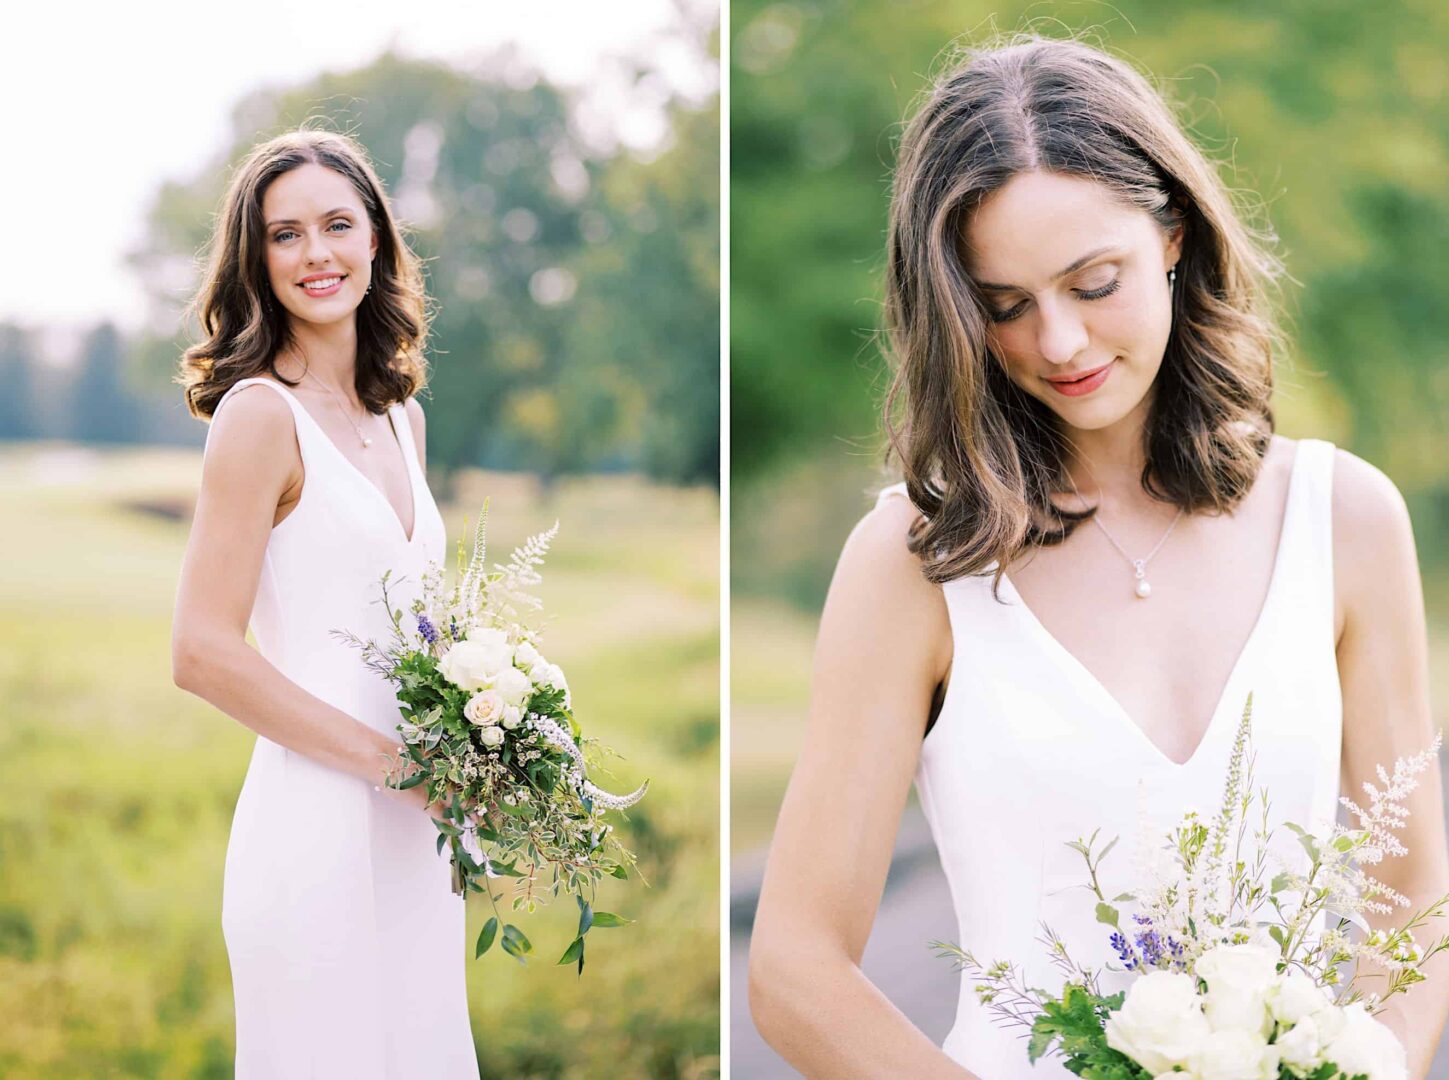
[1104,971,1211,1073]
[1323,1004,1408,1080]
[1195,942,1279,1035]
[501,704,524,730]
[465,626,514,669]
[539,662,571,706]
[437,633,512,691]
[463,689,505,727]
[1276,1014,1326,1073]
[479,725,506,749]
[1269,970,1332,1027]
[1188,1029,1279,1080]
[514,640,542,670]
[493,665,533,707]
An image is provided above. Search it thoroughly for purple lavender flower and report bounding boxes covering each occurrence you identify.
[1109,931,1138,970]
[450,618,460,640]
[416,614,439,645]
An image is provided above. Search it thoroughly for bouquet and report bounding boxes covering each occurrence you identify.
[934,694,1449,1079]
[335,501,647,973]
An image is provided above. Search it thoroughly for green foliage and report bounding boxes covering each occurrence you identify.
[731,0,1449,498]
[129,49,719,485]
[1029,985,1141,1076]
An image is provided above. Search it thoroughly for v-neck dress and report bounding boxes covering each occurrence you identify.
[204,377,477,1078]
[875,438,1341,1079]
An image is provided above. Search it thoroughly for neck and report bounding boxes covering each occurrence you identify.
[275,320,360,402]
[1056,394,1156,513]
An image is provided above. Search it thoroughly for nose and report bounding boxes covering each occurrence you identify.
[1035,296,1090,367]
[303,226,331,266]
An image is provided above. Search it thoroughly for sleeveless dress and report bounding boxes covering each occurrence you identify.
[206,377,479,1079]
[876,438,1341,1079]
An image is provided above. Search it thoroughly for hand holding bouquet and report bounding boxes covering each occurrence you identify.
[935,695,1448,1079]
[336,501,647,973]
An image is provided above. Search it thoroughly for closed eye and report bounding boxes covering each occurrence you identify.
[986,277,1123,324]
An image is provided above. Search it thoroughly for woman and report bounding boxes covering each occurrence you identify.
[170,129,478,1078]
[748,35,1449,1078]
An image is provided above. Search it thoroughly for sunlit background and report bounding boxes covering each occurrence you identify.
[0,1,720,1076]
[729,2,1449,1075]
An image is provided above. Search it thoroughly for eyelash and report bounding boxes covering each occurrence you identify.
[273,220,352,243]
[988,278,1122,324]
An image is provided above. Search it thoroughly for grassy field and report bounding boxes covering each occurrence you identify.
[730,450,1449,858]
[0,442,720,1079]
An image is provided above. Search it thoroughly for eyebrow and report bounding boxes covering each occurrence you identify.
[266,207,357,228]
[974,245,1124,292]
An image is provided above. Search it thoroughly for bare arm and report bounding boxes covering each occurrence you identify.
[748,495,976,1078]
[171,385,433,813]
[1334,449,1449,1074]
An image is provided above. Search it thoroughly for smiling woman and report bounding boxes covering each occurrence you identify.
[746,32,1449,1080]
[169,128,476,1079]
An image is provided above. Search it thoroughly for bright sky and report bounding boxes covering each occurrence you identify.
[0,0,718,334]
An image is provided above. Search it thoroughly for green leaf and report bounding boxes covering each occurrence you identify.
[1095,902,1119,929]
[475,917,497,958]
[431,818,462,837]
[1269,925,1286,949]
[1271,872,1292,895]
[501,923,532,963]
[397,770,428,790]
[558,935,585,970]
[578,899,594,936]
[436,833,447,857]
[589,911,630,928]
[609,865,629,880]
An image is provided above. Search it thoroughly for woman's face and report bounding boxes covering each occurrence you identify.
[261,162,378,329]
[962,170,1182,435]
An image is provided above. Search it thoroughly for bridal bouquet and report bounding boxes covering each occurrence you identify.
[335,501,647,973]
[935,695,1449,1079]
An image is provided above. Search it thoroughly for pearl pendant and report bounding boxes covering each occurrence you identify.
[1133,560,1151,600]
[362,437,373,448]
[1135,579,1152,599]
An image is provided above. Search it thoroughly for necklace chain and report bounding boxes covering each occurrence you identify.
[303,367,372,449]
[1062,469,1184,599]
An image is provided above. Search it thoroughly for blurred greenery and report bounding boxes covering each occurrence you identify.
[0,37,719,487]
[0,444,719,1078]
[729,1,1449,850]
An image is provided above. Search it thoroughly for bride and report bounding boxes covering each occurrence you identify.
[748,35,1449,1078]
[171,129,478,1077]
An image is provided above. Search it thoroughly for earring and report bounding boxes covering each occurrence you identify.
[1168,266,1177,293]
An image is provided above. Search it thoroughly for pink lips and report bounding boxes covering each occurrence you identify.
[298,274,346,298]
[1046,360,1114,397]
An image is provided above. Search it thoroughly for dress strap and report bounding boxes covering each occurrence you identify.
[874,480,911,509]
[1282,438,1337,639]
[204,377,318,472]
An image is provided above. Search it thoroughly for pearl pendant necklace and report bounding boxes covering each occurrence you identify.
[1091,509,1184,600]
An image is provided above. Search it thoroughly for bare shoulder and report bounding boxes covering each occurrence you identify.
[1331,446,1419,635]
[208,382,295,456]
[203,383,299,495]
[823,491,952,681]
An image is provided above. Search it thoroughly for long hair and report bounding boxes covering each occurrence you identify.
[882,35,1284,592]
[177,127,431,418]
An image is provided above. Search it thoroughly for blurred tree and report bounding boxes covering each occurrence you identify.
[0,323,37,440]
[729,1,1449,494]
[128,49,719,487]
[72,322,146,444]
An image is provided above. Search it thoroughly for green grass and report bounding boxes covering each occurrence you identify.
[0,443,720,1080]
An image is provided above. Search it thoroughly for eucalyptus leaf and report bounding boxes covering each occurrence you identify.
[476,917,497,958]
[590,912,630,928]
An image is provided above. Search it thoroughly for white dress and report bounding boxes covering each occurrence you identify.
[876,438,1342,1079]
[207,377,479,1079]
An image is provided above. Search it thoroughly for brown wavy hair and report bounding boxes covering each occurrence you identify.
[882,34,1285,592]
[177,127,431,419]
